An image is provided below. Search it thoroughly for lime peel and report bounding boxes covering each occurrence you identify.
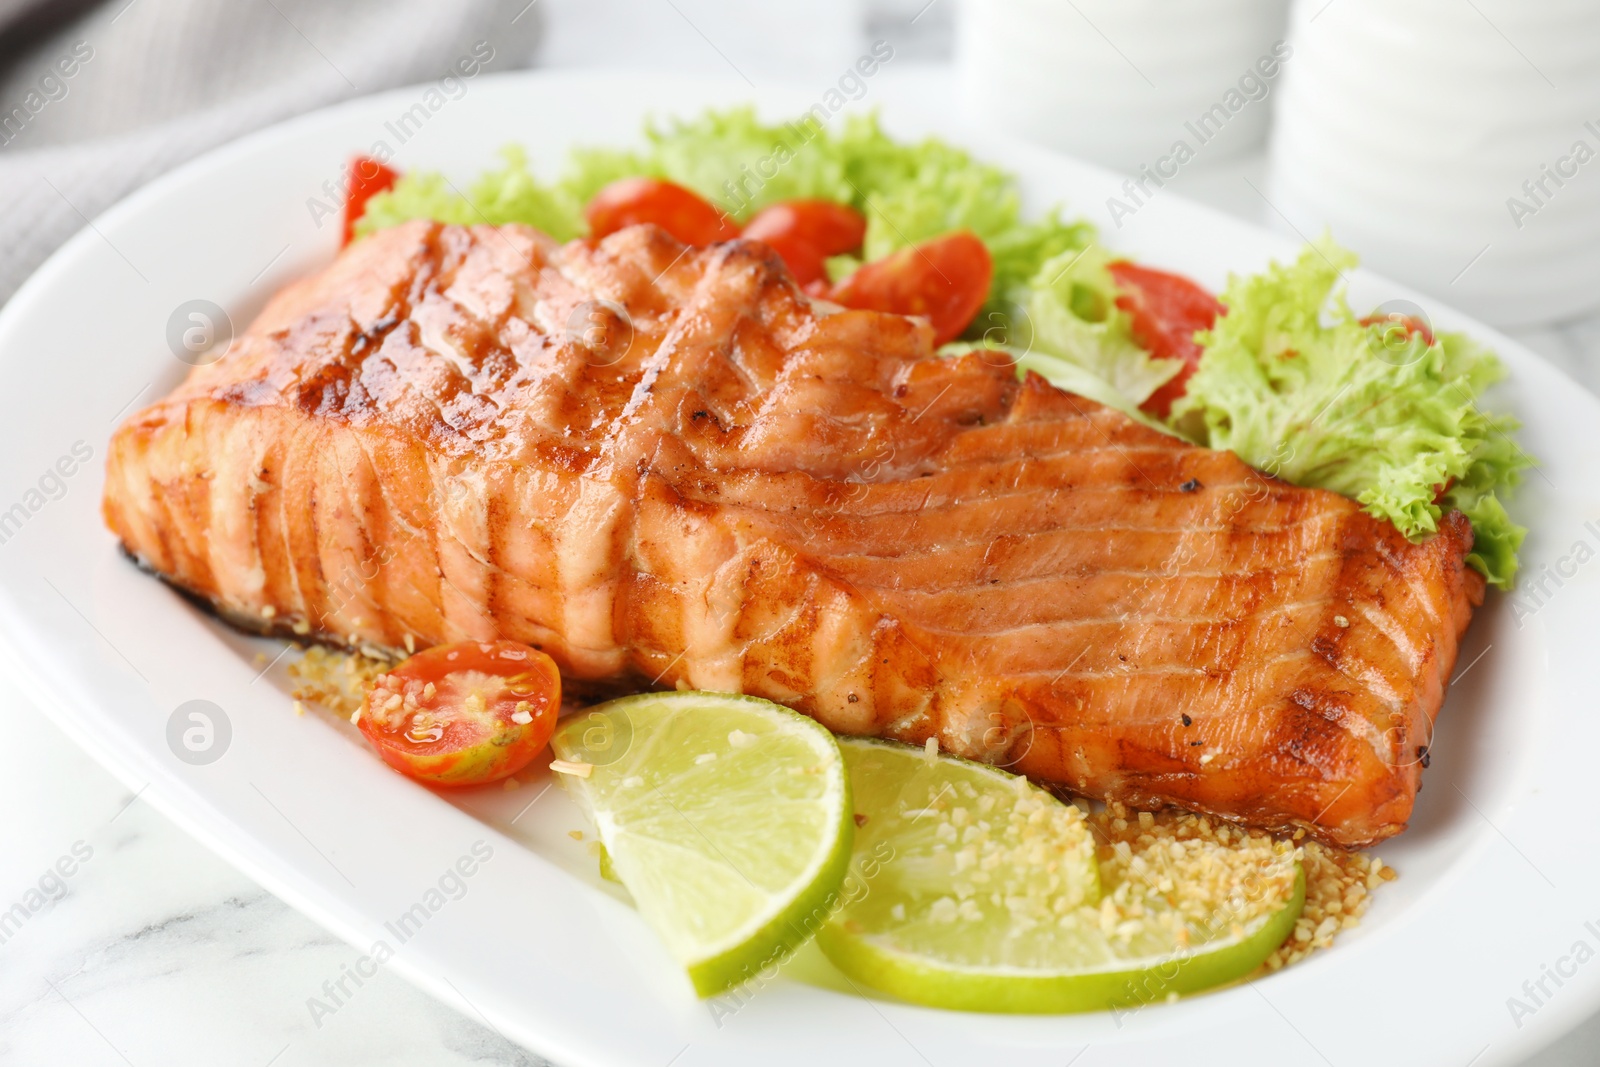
[552,692,852,997]
[818,738,1306,1013]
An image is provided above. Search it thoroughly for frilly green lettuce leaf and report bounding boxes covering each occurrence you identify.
[938,341,1173,435]
[354,108,1094,331]
[1171,242,1529,587]
[355,146,586,240]
[1024,245,1181,406]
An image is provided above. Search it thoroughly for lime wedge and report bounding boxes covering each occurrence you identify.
[817,738,1304,1013]
[551,692,852,996]
[596,842,621,885]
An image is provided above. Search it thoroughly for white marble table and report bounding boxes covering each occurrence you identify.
[5,7,1600,1065]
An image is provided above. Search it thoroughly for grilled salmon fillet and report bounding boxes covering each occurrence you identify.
[104,220,1483,848]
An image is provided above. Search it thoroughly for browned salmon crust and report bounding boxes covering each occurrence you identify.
[103,221,1483,848]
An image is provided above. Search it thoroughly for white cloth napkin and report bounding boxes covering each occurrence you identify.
[0,0,543,303]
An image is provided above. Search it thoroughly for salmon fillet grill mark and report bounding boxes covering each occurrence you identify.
[103,220,1484,848]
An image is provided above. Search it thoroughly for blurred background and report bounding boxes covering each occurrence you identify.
[2,0,1596,375]
[1,1,1595,1064]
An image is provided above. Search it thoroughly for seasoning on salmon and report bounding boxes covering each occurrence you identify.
[102,221,1483,849]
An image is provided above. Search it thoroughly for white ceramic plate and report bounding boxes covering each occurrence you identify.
[1,70,1596,1067]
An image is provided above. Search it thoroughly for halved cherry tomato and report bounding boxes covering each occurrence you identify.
[357,640,560,787]
[585,177,739,246]
[342,155,400,246]
[741,200,867,287]
[827,231,993,346]
[1108,261,1224,420]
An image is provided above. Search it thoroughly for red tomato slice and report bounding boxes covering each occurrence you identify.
[342,155,400,247]
[358,640,560,787]
[1108,261,1224,419]
[827,231,993,346]
[585,177,739,246]
[741,200,867,286]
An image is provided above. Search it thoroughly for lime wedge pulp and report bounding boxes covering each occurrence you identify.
[817,738,1305,1013]
[551,692,852,996]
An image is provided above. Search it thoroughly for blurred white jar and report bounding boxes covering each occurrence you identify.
[1268,0,1600,328]
[955,0,1291,172]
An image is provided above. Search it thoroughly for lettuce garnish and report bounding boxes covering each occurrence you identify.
[356,147,584,239]
[1172,243,1528,587]
[355,107,1091,323]
[1022,244,1180,407]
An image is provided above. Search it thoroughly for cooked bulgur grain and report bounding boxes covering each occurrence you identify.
[1086,802,1388,976]
[287,645,393,718]
[1260,836,1391,972]
[1083,802,1300,954]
